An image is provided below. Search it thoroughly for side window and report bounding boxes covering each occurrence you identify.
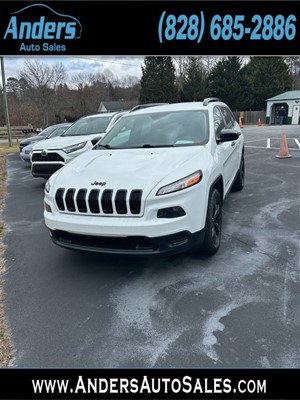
[220,107,236,128]
[213,107,225,140]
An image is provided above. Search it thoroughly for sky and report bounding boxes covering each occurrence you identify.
[1,56,144,85]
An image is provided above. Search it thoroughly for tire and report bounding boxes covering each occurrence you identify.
[231,153,245,192]
[201,188,222,255]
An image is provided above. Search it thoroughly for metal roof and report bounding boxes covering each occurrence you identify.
[266,90,300,101]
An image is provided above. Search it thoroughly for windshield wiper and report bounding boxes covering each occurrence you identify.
[141,144,155,148]
[97,144,111,149]
[140,144,175,148]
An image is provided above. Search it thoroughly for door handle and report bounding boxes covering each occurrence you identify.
[231,141,236,147]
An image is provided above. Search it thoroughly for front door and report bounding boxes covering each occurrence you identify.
[213,106,238,194]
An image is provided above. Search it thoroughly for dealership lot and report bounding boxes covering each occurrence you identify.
[3,125,300,368]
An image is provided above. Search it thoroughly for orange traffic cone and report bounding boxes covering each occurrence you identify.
[258,118,262,127]
[239,117,243,128]
[275,133,292,159]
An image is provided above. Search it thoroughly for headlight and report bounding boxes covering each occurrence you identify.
[62,141,87,154]
[45,180,51,193]
[156,170,202,196]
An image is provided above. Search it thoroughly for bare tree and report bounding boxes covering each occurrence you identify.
[70,72,97,89]
[173,56,188,91]
[285,56,300,89]
[201,56,221,73]
[18,60,66,126]
[122,75,140,88]
[19,59,65,88]
[102,68,116,85]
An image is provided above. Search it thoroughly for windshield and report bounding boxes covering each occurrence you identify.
[62,116,112,137]
[47,125,71,139]
[39,125,60,137]
[97,110,209,149]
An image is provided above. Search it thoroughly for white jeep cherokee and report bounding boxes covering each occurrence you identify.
[31,111,126,179]
[44,99,245,256]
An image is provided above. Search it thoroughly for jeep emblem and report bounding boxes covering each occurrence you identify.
[91,181,106,186]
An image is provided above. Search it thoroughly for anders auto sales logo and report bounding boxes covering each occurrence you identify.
[3,3,82,52]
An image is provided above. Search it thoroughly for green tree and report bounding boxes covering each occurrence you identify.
[139,57,178,103]
[242,57,292,110]
[180,56,208,102]
[208,57,246,111]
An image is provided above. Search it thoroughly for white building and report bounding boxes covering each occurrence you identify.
[266,90,300,125]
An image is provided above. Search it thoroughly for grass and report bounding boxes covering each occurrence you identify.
[0,142,19,367]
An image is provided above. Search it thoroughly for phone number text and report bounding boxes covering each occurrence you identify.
[158,13,297,43]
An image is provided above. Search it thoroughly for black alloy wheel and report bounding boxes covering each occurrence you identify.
[201,188,222,255]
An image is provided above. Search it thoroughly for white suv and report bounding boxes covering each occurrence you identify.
[44,99,244,256]
[31,111,127,179]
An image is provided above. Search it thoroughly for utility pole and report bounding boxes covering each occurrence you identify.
[0,56,12,147]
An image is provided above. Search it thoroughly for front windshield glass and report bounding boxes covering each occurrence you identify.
[47,125,71,139]
[39,125,60,137]
[98,110,209,149]
[63,116,112,137]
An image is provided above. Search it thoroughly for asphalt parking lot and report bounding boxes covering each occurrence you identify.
[3,124,300,368]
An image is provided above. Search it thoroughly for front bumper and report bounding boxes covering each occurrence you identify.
[44,176,209,255]
[49,228,205,255]
[20,153,31,163]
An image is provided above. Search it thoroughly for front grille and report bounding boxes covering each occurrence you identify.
[55,187,143,216]
[31,164,63,178]
[32,152,64,162]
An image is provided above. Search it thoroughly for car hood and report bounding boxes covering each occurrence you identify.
[32,133,104,150]
[22,142,35,152]
[20,136,45,145]
[51,146,208,193]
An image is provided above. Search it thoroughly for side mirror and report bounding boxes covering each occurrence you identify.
[217,129,240,143]
[91,136,102,146]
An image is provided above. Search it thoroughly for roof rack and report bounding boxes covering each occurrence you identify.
[130,103,169,112]
[203,97,220,106]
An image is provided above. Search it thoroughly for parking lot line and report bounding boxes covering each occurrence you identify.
[245,137,300,150]
[246,145,280,150]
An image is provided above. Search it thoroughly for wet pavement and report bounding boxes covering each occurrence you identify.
[3,125,300,368]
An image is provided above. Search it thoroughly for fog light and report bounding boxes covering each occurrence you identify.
[157,206,186,218]
[44,202,52,213]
